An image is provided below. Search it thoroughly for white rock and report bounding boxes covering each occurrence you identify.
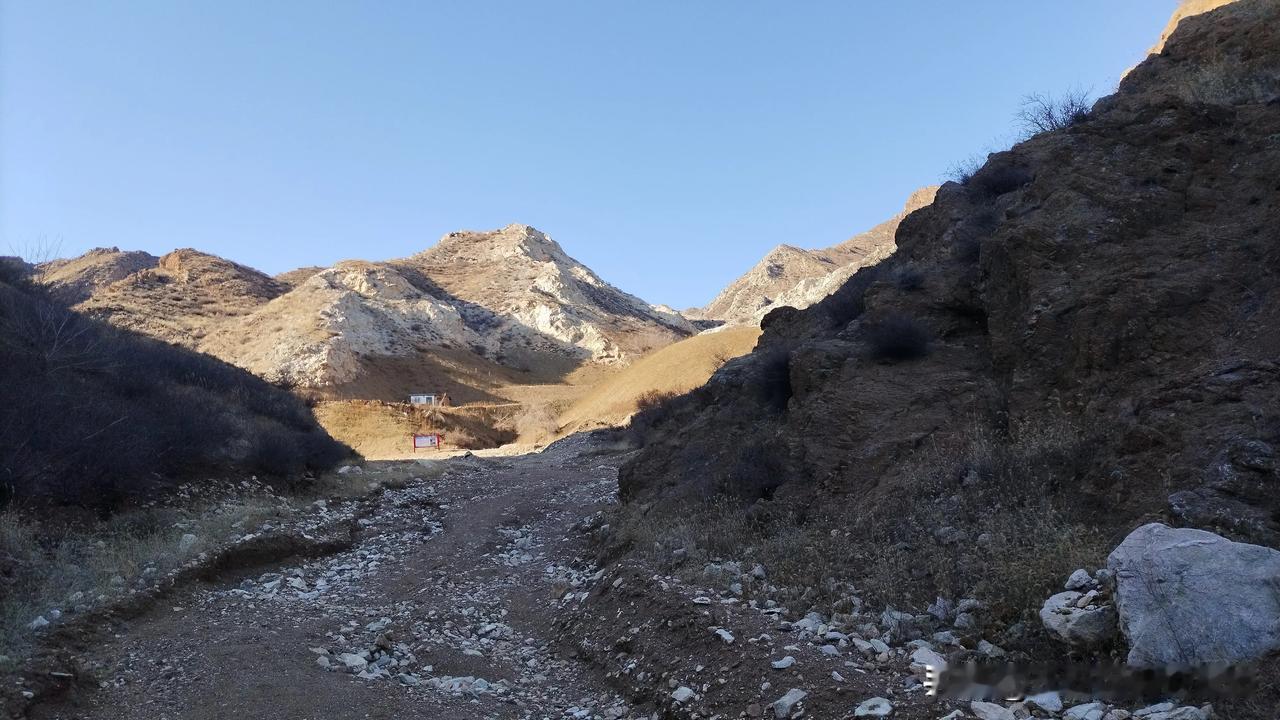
[1065,568,1094,590]
[671,686,695,703]
[1065,702,1108,720]
[909,647,947,678]
[715,628,735,644]
[976,639,1005,657]
[1040,591,1117,646]
[178,533,199,553]
[28,616,50,631]
[772,688,807,719]
[337,653,368,671]
[1108,523,1280,667]
[1133,704,1206,720]
[970,701,1016,720]
[771,655,795,669]
[853,696,893,717]
[818,644,839,656]
[1026,691,1064,713]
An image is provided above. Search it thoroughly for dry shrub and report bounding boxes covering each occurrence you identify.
[852,420,1110,626]
[1015,89,1092,138]
[514,403,558,444]
[634,390,677,414]
[605,418,1109,635]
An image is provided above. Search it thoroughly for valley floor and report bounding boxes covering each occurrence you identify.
[25,435,629,719]
[17,433,945,720]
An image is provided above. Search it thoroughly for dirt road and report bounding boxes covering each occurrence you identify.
[31,435,635,720]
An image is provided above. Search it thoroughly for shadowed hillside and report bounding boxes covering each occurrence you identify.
[0,264,349,508]
[613,5,1280,710]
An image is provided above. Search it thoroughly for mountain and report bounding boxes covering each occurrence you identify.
[38,247,160,305]
[67,249,287,346]
[197,224,694,394]
[617,0,1280,654]
[697,186,938,325]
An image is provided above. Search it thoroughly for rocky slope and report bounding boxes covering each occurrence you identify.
[70,249,288,346]
[616,0,1280,690]
[38,247,160,304]
[200,224,694,391]
[698,186,937,325]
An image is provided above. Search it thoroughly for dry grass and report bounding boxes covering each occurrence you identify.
[0,463,395,662]
[557,326,760,435]
[607,419,1110,637]
[0,500,276,658]
[312,399,518,458]
[514,403,559,444]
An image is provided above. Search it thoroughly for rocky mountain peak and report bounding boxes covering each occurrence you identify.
[701,186,939,325]
[424,223,566,266]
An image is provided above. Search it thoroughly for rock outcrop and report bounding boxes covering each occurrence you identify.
[699,187,938,326]
[1108,523,1280,667]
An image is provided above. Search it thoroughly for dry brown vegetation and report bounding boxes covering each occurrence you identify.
[557,326,760,435]
[0,272,349,508]
[606,419,1111,639]
[0,461,438,662]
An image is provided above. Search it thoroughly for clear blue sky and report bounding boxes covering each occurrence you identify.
[1,1,1177,309]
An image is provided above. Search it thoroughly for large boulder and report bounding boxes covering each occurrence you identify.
[1107,523,1280,667]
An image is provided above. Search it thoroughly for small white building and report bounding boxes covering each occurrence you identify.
[409,394,439,406]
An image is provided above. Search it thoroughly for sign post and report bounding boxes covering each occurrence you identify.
[412,433,445,452]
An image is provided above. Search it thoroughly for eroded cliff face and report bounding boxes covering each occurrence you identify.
[621,0,1280,547]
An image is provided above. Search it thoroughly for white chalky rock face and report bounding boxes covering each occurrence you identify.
[202,224,694,388]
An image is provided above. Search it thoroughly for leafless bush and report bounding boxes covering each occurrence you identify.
[1015,89,1092,137]
[634,390,678,414]
[945,154,985,185]
[514,403,558,443]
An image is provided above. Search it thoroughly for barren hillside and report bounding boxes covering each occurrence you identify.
[202,224,694,393]
[699,186,937,325]
[556,325,761,436]
[72,249,287,346]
